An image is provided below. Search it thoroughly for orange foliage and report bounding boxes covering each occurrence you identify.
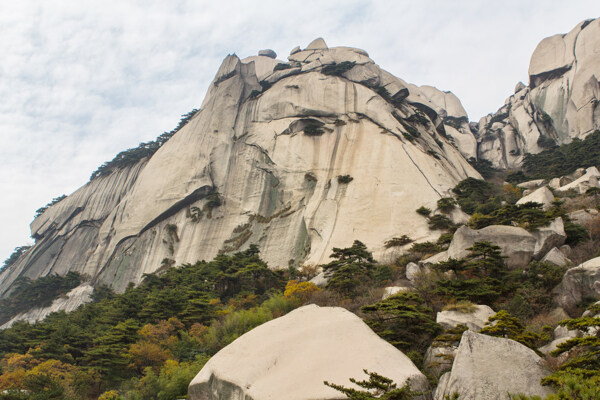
[284,280,320,303]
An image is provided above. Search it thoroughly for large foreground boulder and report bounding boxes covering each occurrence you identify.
[553,256,600,314]
[188,304,429,400]
[434,331,554,400]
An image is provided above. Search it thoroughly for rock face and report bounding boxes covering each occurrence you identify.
[554,256,600,314]
[477,18,600,169]
[0,284,93,329]
[0,39,479,316]
[188,304,429,400]
[434,331,554,400]
[436,305,495,332]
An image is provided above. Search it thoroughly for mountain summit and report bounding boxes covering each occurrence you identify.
[0,38,479,310]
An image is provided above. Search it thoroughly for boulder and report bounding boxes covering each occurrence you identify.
[532,217,566,259]
[290,46,301,55]
[447,225,536,268]
[517,179,546,190]
[516,186,554,210]
[436,305,495,332]
[306,37,328,50]
[406,262,422,282]
[515,81,526,93]
[188,305,429,400]
[258,49,277,59]
[382,286,411,300]
[553,256,600,314]
[541,247,570,266]
[434,331,554,400]
[421,251,449,266]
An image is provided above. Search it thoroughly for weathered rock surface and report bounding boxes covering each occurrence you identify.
[477,18,600,169]
[188,305,429,400]
[434,331,554,400]
[516,186,554,210]
[0,40,480,319]
[554,256,600,314]
[436,305,495,332]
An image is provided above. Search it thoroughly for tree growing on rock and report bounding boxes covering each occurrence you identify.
[321,240,376,298]
[324,369,419,400]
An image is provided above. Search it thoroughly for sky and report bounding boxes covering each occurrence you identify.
[1,0,599,264]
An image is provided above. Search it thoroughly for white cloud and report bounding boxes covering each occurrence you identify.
[1,0,599,263]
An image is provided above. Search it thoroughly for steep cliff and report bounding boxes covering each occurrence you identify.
[477,18,600,169]
[0,39,479,314]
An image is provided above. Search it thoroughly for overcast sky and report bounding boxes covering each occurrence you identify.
[1,1,599,264]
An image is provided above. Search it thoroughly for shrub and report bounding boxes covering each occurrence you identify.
[565,221,589,245]
[467,157,497,179]
[384,235,413,248]
[416,206,432,216]
[452,178,495,214]
[410,242,443,256]
[337,175,354,184]
[437,198,456,213]
[442,300,477,313]
[321,61,356,76]
[428,215,454,231]
[273,63,292,71]
[304,124,325,136]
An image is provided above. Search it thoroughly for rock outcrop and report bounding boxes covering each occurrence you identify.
[434,331,554,400]
[0,39,479,318]
[188,304,430,400]
[447,225,537,268]
[444,218,565,268]
[477,18,600,169]
[554,256,600,314]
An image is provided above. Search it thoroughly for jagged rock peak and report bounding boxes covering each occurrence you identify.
[0,39,480,324]
[477,18,600,169]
